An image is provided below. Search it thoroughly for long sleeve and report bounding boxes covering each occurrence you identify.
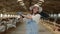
[32,14,41,24]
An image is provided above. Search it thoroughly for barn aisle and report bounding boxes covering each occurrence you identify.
[4,22,53,34]
[6,22,26,34]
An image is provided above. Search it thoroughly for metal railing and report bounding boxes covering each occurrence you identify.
[41,18,60,31]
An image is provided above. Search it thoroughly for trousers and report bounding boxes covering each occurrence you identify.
[26,20,38,34]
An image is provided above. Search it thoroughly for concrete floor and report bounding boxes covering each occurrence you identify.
[1,22,53,34]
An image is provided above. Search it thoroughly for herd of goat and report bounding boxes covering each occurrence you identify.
[0,14,21,32]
